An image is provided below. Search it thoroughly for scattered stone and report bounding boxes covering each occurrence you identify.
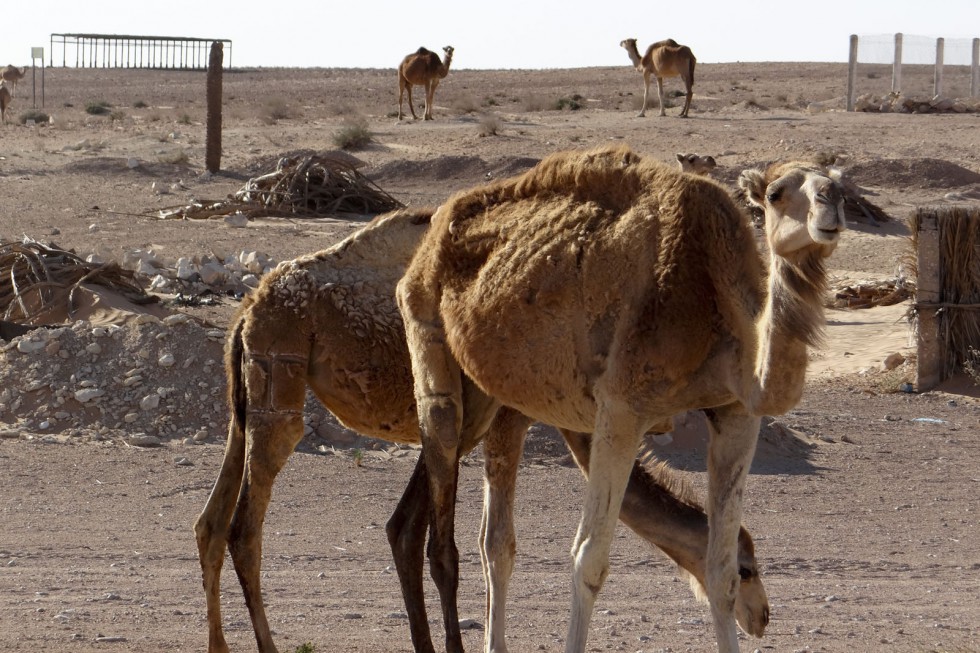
[127,433,162,447]
[883,352,905,370]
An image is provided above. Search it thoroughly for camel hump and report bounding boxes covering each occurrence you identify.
[415,47,431,56]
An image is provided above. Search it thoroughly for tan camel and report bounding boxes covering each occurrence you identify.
[0,82,10,125]
[194,206,770,653]
[398,46,454,121]
[620,38,696,117]
[397,144,844,653]
[0,65,26,89]
[676,152,717,176]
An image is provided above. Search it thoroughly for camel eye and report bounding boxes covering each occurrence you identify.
[766,188,783,203]
[738,567,753,581]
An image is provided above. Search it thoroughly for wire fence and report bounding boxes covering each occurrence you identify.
[847,33,980,110]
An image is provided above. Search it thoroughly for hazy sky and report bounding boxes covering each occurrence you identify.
[5,1,980,69]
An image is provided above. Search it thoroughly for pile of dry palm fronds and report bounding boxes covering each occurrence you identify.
[0,238,154,323]
[909,206,980,378]
[161,153,403,220]
[830,280,911,309]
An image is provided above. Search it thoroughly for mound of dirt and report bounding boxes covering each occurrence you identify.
[846,157,980,190]
[370,155,539,186]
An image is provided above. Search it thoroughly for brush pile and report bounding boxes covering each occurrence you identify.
[0,238,154,323]
[162,152,403,220]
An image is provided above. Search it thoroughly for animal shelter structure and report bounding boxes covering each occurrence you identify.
[49,33,232,69]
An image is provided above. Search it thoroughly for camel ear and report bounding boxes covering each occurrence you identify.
[738,169,768,208]
[675,153,685,163]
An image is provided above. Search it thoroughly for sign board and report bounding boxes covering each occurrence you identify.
[31,47,44,59]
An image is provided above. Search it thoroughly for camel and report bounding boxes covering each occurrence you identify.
[194,206,771,653]
[397,144,844,653]
[676,152,717,176]
[0,82,9,125]
[398,46,454,121]
[0,65,26,89]
[620,38,696,117]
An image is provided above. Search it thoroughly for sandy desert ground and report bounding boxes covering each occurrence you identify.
[0,62,979,652]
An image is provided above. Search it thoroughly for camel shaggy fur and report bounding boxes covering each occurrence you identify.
[397,144,844,652]
[676,152,717,176]
[0,82,10,125]
[398,46,454,121]
[620,38,696,117]
[194,206,770,653]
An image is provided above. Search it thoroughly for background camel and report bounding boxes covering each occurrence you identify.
[397,144,844,653]
[0,65,26,89]
[676,152,717,176]
[620,38,696,117]
[194,206,770,653]
[398,45,454,120]
[0,82,10,125]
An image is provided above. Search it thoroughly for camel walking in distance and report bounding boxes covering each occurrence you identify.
[0,82,10,125]
[398,45,454,120]
[194,206,770,653]
[620,38,696,117]
[676,152,717,176]
[0,65,26,89]
[397,144,845,653]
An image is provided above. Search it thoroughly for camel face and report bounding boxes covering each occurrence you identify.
[676,152,717,176]
[740,165,846,257]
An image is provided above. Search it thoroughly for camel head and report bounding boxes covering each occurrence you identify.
[675,152,717,176]
[739,162,846,259]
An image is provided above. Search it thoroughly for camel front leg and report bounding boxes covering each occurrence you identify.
[704,405,760,653]
[481,408,532,653]
[424,79,440,120]
[194,417,248,653]
[565,402,644,653]
[638,72,650,117]
[386,456,438,653]
[655,77,667,117]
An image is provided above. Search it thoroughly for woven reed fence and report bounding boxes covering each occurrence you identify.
[910,205,980,389]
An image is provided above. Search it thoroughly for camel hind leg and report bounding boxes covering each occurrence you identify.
[565,399,645,653]
[481,408,532,653]
[655,76,668,117]
[704,404,760,653]
[194,398,248,653]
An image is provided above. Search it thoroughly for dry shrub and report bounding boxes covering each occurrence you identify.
[332,117,372,150]
[259,98,296,124]
[522,95,552,112]
[452,96,480,114]
[158,149,190,165]
[477,113,500,137]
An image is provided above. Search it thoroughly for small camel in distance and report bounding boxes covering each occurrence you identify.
[0,82,10,125]
[193,206,770,653]
[398,45,454,120]
[0,65,27,89]
[676,152,718,176]
[620,38,696,117]
[397,144,845,652]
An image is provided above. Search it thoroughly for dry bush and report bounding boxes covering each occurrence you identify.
[522,95,552,112]
[158,149,190,165]
[332,116,373,150]
[452,95,480,114]
[477,113,500,137]
[259,98,297,125]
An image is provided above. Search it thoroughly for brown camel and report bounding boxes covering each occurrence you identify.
[620,38,696,117]
[398,45,454,120]
[0,65,26,89]
[397,144,844,653]
[0,82,10,125]
[194,206,770,653]
[676,152,717,176]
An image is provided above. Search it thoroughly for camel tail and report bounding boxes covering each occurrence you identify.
[688,53,696,86]
[225,300,251,441]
